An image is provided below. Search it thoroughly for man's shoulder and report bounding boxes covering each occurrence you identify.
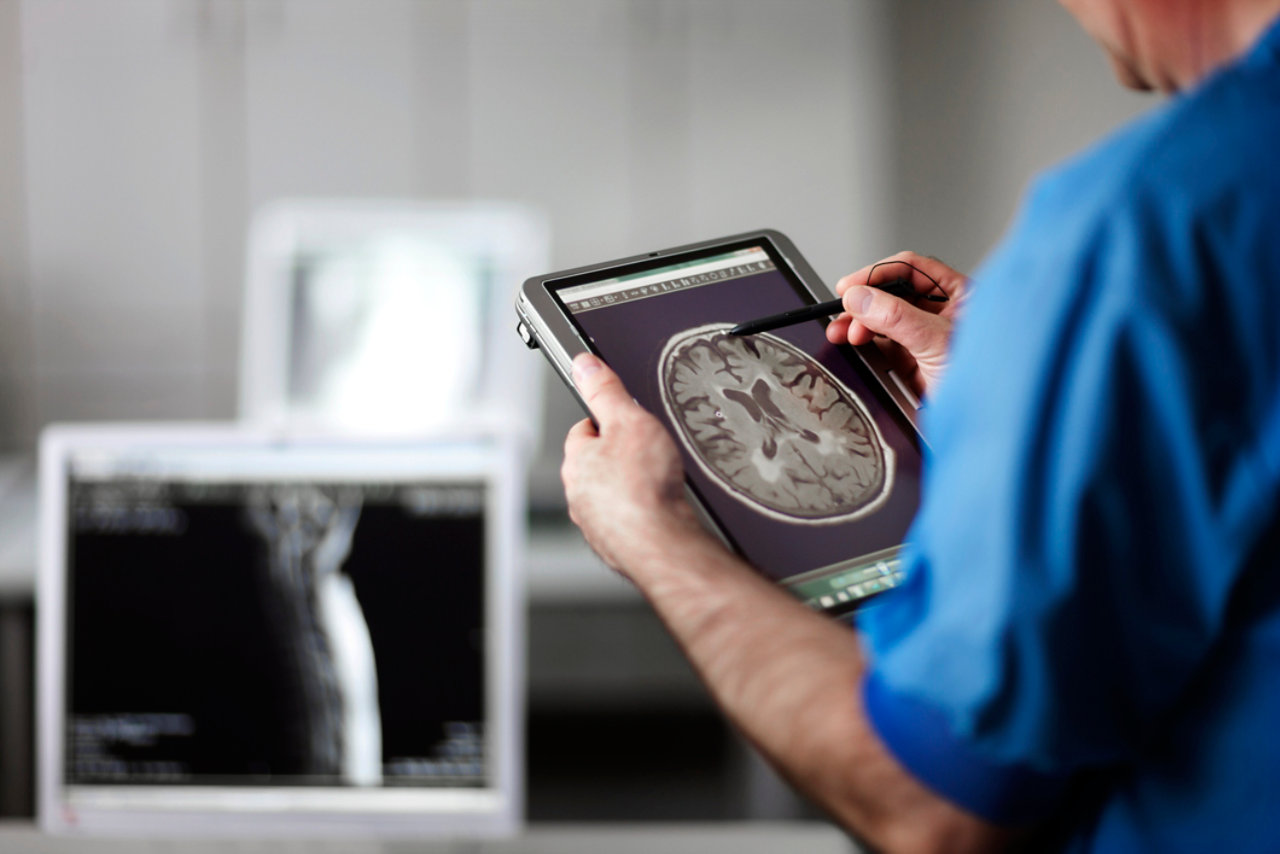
[1030,57,1280,233]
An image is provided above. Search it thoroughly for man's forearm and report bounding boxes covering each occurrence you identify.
[560,354,1010,851]
[624,526,1012,853]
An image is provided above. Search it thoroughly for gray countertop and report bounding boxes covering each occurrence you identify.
[0,821,861,854]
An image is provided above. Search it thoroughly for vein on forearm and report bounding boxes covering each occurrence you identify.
[631,534,871,805]
[625,531,1014,853]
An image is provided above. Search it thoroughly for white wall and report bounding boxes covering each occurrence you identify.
[0,0,1158,461]
[5,0,891,473]
[0,0,31,445]
[890,0,1151,272]
[21,0,213,433]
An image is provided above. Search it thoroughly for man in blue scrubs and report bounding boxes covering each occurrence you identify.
[561,1,1280,850]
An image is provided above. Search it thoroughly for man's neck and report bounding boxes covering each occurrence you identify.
[1171,0,1280,89]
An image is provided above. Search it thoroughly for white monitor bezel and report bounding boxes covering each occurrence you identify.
[37,423,525,837]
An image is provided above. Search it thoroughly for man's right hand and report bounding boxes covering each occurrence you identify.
[825,250,969,399]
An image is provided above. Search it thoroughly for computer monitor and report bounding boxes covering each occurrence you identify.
[37,425,523,836]
[239,200,550,444]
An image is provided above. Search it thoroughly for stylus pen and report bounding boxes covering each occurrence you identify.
[729,278,949,336]
[728,299,845,336]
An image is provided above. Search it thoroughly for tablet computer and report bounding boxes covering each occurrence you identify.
[516,230,923,616]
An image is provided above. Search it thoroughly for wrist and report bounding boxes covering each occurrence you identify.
[621,507,745,593]
[625,501,713,565]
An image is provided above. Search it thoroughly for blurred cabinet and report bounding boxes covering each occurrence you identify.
[243,0,457,204]
[21,0,212,424]
[17,0,890,444]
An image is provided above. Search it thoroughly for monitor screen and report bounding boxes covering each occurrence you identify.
[240,201,549,444]
[285,235,489,431]
[39,431,522,835]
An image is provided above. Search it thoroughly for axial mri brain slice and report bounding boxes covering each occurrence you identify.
[659,324,894,524]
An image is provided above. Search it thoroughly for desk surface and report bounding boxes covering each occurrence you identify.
[0,821,861,854]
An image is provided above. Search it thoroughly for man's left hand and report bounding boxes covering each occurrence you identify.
[562,353,708,576]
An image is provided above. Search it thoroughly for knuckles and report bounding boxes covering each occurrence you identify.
[876,294,906,330]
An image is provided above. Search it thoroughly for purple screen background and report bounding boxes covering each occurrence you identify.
[563,267,922,582]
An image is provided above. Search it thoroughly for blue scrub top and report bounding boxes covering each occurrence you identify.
[858,16,1280,852]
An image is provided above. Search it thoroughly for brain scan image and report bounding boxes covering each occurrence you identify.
[659,324,894,524]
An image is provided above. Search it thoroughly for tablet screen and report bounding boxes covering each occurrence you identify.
[552,242,923,609]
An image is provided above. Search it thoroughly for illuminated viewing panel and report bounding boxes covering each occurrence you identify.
[67,477,486,789]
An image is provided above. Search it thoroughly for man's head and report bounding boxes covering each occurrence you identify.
[1058,0,1280,92]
